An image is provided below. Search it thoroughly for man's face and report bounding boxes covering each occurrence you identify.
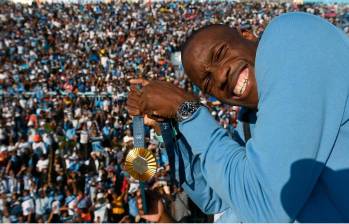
[182,26,259,108]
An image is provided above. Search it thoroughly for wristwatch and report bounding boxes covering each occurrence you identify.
[176,100,204,123]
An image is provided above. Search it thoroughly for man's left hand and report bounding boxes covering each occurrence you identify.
[127,80,198,120]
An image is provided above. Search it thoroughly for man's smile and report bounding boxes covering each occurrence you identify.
[233,66,249,97]
[226,62,251,99]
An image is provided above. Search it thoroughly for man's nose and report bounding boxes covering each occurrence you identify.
[207,65,229,90]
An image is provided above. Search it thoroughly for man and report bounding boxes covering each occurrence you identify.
[21,190,35,222]
[127,12,349,222]
[35,189,49,221]
[93,192,110,223]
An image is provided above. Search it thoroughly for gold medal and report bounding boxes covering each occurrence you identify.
[124,147,157,181]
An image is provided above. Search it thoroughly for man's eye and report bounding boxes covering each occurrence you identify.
[214,44,227,63]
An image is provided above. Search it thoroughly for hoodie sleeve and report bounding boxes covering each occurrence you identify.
[175,134,230,214]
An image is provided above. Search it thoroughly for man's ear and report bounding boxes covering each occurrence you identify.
[237,28,258,41]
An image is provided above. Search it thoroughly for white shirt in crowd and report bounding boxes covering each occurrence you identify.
[67,198,77,216]
[36,158,49,172]
[35,196,49,216]
[75,107,82,117]
[80,130,89,144]
[0,197,5,211]
[8,176,20,194]
[107,85,113,93]
[0,128,5,141]
[101,56,108,68]
[23,175,33,191]
[51,200,60,215]
[103,99,110,112]
[42,134,52,146]
[17,142,31,151]
[32,142,47,155]
[22,197,35,216]
[94,202,110,223]
[72,119,79,129]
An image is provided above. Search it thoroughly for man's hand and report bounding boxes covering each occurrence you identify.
[127,79,149,117]
[136,189,174,223]
[127,80,198,120]
[127,79,161,133]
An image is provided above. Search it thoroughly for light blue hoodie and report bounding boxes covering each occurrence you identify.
[176,12,349,222]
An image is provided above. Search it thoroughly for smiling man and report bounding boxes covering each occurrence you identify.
[127,12,349,222]
[181,23,258,109]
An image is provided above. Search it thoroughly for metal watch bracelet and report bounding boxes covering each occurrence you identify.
[175,100,204,123]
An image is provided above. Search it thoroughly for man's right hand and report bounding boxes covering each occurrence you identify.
[127,79,160,132]
[127,79,198,120]
[127,79,147,117]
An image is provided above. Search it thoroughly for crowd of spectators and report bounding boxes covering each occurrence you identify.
[0,0,348,222]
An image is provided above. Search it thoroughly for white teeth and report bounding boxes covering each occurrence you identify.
[233,67,249,96]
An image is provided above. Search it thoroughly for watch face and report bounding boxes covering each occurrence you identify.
[177,101,202,122]
[185,103,193,116]
[183,103,190,114]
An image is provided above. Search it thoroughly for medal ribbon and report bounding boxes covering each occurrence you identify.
[132,115,148,214]
[159,121,178,186]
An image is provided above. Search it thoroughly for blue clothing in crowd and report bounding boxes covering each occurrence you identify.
[175,13,349,222]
